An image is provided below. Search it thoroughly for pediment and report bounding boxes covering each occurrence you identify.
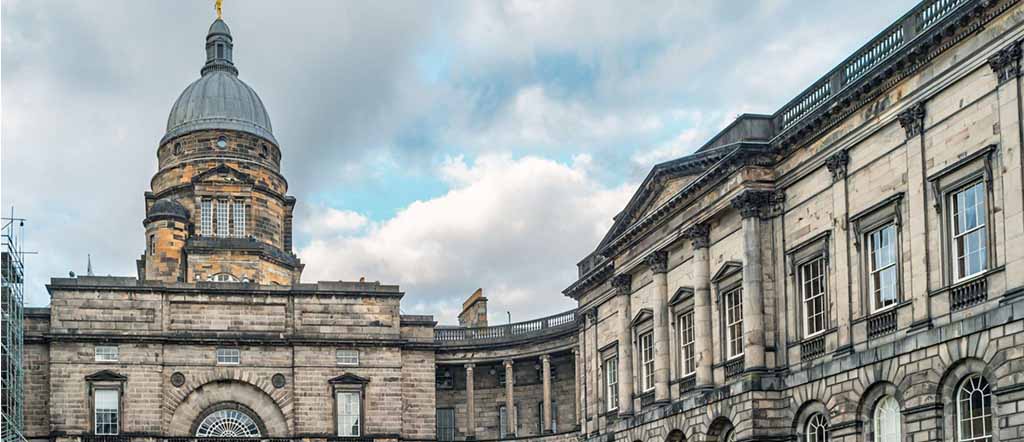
[631,308,653,326]
[669,287,694,306]
[85,369,127,382]
[711,261,743,283]
[191,164,254,185]
[328,373,370,385]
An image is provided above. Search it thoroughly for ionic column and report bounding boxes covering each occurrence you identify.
[541,355,553,433]
[989,42,1024,290]
[683,224,713,387]
[465,363,476,439]
[573,347,582,429]
[504,359,516,437]
[731,190,772,371]
[645,251,670,404]
[612,273,635,416]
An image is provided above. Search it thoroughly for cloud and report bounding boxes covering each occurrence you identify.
[299,206,369,237]
[298,154,633,324]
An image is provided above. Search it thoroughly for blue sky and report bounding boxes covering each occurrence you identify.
[2,0,918,323]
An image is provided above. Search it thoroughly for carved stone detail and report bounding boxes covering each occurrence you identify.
[730,189,776,219]
[645,251,668,274]
[683,223,711,249]
[897,103,926,138]
[271,373,286,388]
[825,150,850,182]
[611,273,632,295]
[988,41,1022,83]
[171,372,186,387]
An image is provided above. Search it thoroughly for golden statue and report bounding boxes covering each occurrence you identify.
[215,0,223,19]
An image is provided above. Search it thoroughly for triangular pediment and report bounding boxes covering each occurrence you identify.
[669,287,694,306]
[85,369,127,382]
[328,373,370,385]
[191,164,254,185]
[711,261,742,283]
[631,308,653,326]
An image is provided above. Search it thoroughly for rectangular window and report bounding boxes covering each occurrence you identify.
[200,199,213,236]
[951,181,987,281]
[868,223,899,312]
[233,201,246,237]
[94,389,119,435]
[337,391,361,437]
[724,287,744,360]
[436,408,455,441]
[216,200,229,237]
[95,345,119,362]
[800,256,828,337]
[336,349,359,366]
[149,234,155,255]
[678,311,695,376]
[604,356,618,411]
[216,347,240,365]
[640,332,655,392]
[499,405,519,438]
[536,401,557,434]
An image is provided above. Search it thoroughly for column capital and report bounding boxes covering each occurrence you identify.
[825,150,849,182]
[730,189,777,219]
[540,354,551,363]
[988,41,1022,83]
[644,250,668,274]
[503,359,514,368]
[611,273,632,295]
[682,223,710,249]
[897,102,926,138]
[465,363,475,370]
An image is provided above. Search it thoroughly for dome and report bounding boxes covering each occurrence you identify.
[162,18,276,145]
[146,198,189,222]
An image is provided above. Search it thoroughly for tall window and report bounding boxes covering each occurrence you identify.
[724,287,744,359]
[678,311,695,376]
[216,347,240,365]
[874,396,901,442]
[216,200,229,237]
[868,224,899,312]
[149,234,156,255]
[201,199,213,236]
[95,345,118,362]
[800,256,828,337]
[94,389,119,435]
[436,408,455,441]
[951,182,987,281]
[604,356,618,411]
[337,391,361,437]
[499,405,519,438]
[805,413,828,442]
[233,201,246,237]
[639,332,655,392]
[957,375,992,442]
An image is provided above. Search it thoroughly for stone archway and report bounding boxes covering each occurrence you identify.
[169,379,289,436]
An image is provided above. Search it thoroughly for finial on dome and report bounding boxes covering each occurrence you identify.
[215,0,222,19]
[201,11,237,76]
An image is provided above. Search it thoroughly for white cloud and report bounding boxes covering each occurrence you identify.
[298,154,633,324]
[299,206,369,237]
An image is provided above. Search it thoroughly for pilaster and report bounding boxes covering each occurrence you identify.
[645,251,671,404]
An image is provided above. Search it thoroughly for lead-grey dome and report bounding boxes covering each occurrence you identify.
[162,18,276,145]
[146,198,189,222]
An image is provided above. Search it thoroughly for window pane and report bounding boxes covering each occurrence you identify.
[95,345,119,362]
[201,199,213,236]
[95,389,119,435]
[874,396,901,442]
[233,201,246,237]
[337,392,361,436]
[216,200,229,237]
[336,349,359,366]
[216,348,240,364]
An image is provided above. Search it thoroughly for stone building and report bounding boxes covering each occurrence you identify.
[20,0,1024,441]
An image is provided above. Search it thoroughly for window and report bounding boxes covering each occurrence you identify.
[201,199,213,236]
[951,182,987,281]
[196,409,261,437]
[805,413,828,442]
[499,405,519,438]
[210,273,238,282]
[436,408,455,441]
[216,43,224,59]
[94,389,119,435]
[95,345,118,362]
[800,256,828,337]
[868,224,899,312]
[216,347,240,365]
[233,201,246,237]
[149,234,156,256]
[724,287,744,360]
[873,396,901,442]
[337,391,361,437]
[336,349,359,366]
[678,311,695,376]
[536,401,557,433]
[957,375,992,442]
[173,142,182,155]
[216,200,229,237]
[604,356,618,411]
[639,332,655,392]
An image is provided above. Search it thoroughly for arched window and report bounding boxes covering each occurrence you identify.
[957,375,992,442]
[209,273,238,282]
[722,429,735,442]
[195,409,261,437]
[874,396,901,442]
[805,413,829,442]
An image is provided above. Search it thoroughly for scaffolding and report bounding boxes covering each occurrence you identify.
[1,209,25,442]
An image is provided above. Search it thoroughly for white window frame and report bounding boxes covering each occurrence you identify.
[336,390,362,437]
[874,395,902,442]
[436,407,456,441]
[800,256,828,338]
[804,413,828,442]
[216,347,240,365]
[639,331,655,392]
[868,223,899,313]
[604,355,618,412]
[678,310,695,376]
[336,349,359,366]
[724,287,744,360]
[95,345,119,362]
[499,404,519,438]
[200,199,213,236]
[216,199,230,237]
[233,200,246,237]
[956,375,993,442]
[93,389,120,435]
[950,181,988,282]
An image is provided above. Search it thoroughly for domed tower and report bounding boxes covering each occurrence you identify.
[140,16,302,284]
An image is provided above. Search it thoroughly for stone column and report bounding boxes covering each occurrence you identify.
[645,251,671,404]
[504,359,516,437]
[826,150,853,354]
[573,347,582,429]
[589,309,600,431]
[899,103,933,331]
[541,355,553,433]
[731,190,771,371]
[684,224,713,387]
[465,363,476,440]
[612,273,635,416]
[988,44,1024,291]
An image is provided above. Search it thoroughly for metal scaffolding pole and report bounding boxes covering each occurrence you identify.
[1,209,26,442]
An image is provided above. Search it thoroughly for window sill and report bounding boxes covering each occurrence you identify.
[929,265,1003,297]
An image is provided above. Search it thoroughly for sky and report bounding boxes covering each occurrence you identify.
[2,0,918,324]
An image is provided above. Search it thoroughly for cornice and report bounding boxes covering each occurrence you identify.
[563,262,614,299]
